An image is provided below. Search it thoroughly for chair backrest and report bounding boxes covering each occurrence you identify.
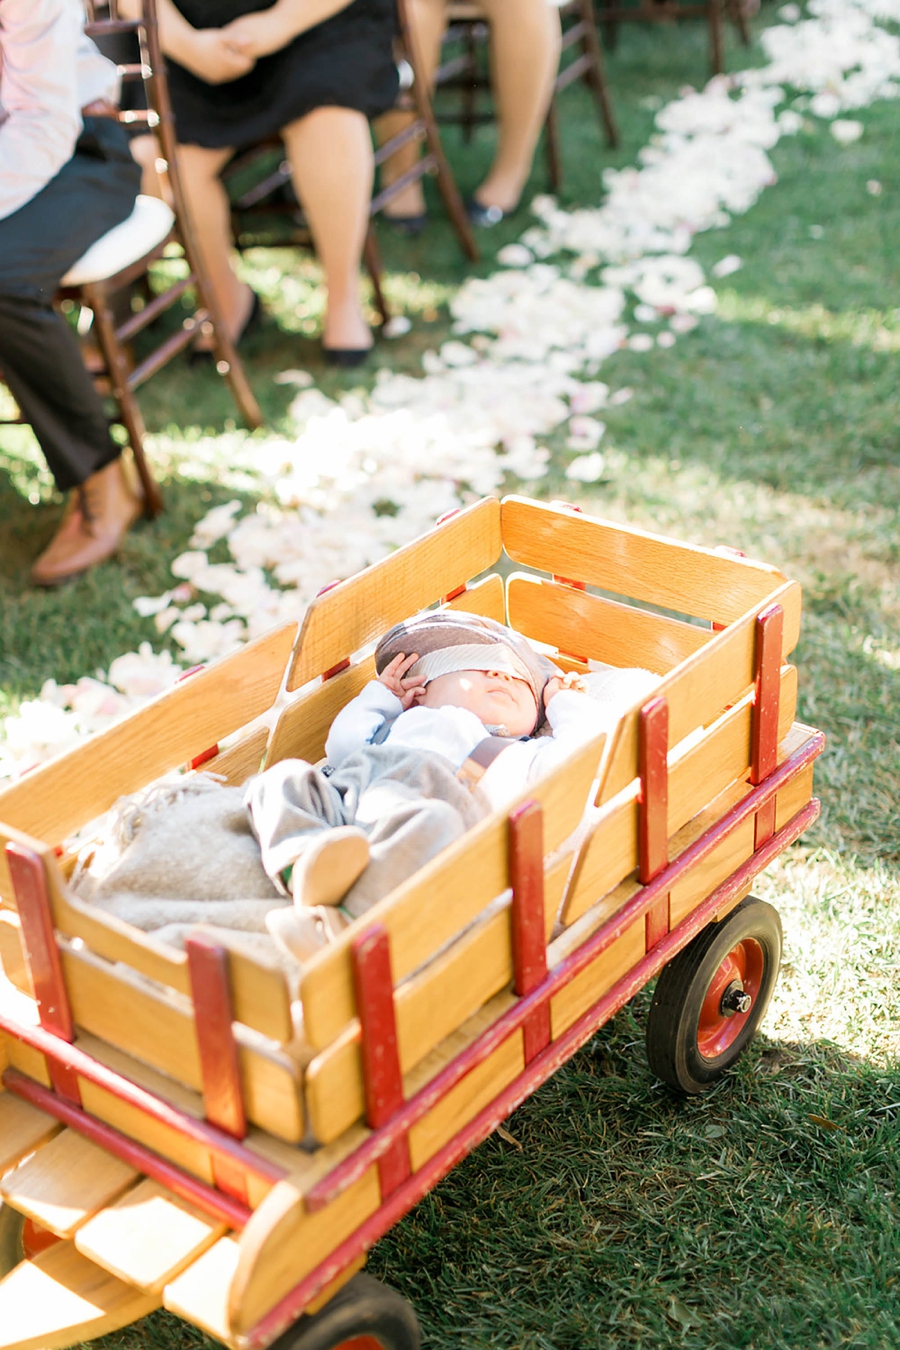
[220,0,477,265]
[75,0,262,449]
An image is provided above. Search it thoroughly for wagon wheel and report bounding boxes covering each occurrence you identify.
[0,1201,61,1278]
[270,1273,420,1350]
[645,896,782,1094]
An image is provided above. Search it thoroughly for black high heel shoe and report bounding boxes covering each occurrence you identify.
[383,211,428,238]
[322,343,372,369]
[188,292,262,367]
[465,197,516,228]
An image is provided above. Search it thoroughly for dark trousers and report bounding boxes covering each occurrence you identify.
[0,118,141,491]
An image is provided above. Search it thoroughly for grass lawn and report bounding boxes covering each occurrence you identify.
[2,5,899,1348]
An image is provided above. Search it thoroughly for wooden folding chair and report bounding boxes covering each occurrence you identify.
[594,0,752,77]
[223,0,478,326]
[41,0,262,517]
[436,0,619,194]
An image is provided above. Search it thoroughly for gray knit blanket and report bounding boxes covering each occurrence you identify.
[71,665,659,968]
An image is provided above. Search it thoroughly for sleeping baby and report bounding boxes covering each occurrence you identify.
[245,610,613,963]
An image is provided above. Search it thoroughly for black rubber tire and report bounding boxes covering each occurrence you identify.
[646,895,782,1094]
[269,1273,420,1350]
[0,1202,26,1278]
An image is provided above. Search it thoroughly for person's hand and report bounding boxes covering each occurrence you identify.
[220,8,295,60]
[543,671,586,707]
[181,28,257,84]
[378,653,426,710]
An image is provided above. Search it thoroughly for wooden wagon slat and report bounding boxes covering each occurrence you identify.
[501,497,787,627]
[74,1177,228,1294]
[507,572,712,673]
[0,1021,285,1188]
[0,622,297,859]
[2,1070,253,1230]
[351,926,410,1199]
[560,663,797,929]
[5,844,79,1103]
[300,731,605,1053]
[595,578,801,806]
[302,727,823,1214]
[0,1126,139,1239]
[12,844,294,1048]
[0,1090,61,1177]
[0,1238,160,1350]
[55,940,303,1143]
[287,497,503,691]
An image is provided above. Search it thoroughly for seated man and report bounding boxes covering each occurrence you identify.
[0,0,143,586]
[245,610,612,961]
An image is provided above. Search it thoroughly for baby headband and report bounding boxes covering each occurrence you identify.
[407,643,536,696]
[375,609,562,706]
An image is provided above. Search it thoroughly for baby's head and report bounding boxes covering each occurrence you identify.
[375,610,562,738]
[414,656,539,738]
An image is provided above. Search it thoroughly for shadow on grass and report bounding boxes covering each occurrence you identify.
[88,1004,900,1350]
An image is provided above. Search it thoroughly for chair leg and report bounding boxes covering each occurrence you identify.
[708,0,724,73]
[188,254,264,433]
[164,151,263,432]
[462,27,478,144]
[363,225,390,327]
[396,0,479,262]
[730,0,752,45]
[544,98,562,193]
[579,0,619,148]
[82,282,164,519]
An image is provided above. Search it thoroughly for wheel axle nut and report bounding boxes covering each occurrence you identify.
[720,983,752,1016]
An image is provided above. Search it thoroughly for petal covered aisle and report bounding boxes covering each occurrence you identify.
[2,0,899,778]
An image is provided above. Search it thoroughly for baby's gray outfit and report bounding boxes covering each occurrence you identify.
[244,743,489,917]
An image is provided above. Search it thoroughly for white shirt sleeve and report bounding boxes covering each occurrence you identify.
[0,0,118,223]
[325,680,404,765]
[383,705,488,768]
[477,690,611,811]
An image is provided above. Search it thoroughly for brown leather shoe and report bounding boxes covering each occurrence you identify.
[30,457,143,588]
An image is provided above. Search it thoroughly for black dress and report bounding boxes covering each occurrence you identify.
[167,0,399,150]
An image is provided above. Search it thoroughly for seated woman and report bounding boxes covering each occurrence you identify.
[378,0,562,230]
[136,0,399,364]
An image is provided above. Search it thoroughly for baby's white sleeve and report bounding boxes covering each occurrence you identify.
[528,690,612,775]
[475,693,610,811]
[325,681,403,765]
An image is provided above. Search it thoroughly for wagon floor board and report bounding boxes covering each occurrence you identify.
[0,1092,61,1179]
[0,1240,159,1350]
[74,1177,229,1293]
[163,1234,241,1344]
[0,1128,139,1239]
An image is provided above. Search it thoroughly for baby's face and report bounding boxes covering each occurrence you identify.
[419,669,538,737]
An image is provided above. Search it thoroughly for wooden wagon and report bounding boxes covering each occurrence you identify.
[0,496,823,1350]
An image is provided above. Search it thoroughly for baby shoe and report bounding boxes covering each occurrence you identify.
[290,826,370,909]
[266,905,349,965]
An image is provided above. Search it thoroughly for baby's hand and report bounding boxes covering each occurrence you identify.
[543,671,587,706]
[378,653,426,710]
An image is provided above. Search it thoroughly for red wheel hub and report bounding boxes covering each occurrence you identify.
[334,1340,384,1350]
[696,938,764,1060]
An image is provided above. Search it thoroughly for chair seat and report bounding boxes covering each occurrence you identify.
[61,195,175,287]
